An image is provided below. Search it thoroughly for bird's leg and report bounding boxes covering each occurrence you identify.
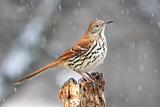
[86,72,93,79]
[78,72,93,82]
[86,72,97,81]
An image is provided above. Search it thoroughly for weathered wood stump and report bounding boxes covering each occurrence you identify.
[59,72,106,107]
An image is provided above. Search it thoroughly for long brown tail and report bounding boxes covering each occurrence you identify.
[14,61,62,85]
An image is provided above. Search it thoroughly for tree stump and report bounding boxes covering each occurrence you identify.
[59,72,106,107]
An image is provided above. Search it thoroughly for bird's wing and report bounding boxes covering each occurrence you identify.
[57,38,94,61]
[14,38,93,85]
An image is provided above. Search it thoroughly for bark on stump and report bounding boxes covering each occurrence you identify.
[59,72,106,107]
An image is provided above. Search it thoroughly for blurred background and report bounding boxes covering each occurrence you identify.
[0,0,160,107]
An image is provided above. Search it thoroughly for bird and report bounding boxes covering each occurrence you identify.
[14,19,114,85]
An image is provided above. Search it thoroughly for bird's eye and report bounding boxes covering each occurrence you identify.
[95,25,99,28]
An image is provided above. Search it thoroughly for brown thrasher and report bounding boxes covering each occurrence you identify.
[15,19,113,85]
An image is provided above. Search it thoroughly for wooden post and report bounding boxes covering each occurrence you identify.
[59,72,106,107]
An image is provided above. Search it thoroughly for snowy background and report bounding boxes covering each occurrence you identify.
[0,0,160,107]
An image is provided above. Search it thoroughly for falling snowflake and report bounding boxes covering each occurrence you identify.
[77,1,81,6]
[144,53,148,59]
[129,41,135,50]
[58,4,62,11]
[14,87,17,92]
[121,9,124,15]
[151,13,154,17]
[125,98,128,103]
[157,22,160,27]
[138,85,142,91]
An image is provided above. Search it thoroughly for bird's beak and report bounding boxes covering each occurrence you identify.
[107,20,114,24]
[102,21,106,26]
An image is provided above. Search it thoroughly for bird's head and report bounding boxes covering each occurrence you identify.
[86,19,114,39]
